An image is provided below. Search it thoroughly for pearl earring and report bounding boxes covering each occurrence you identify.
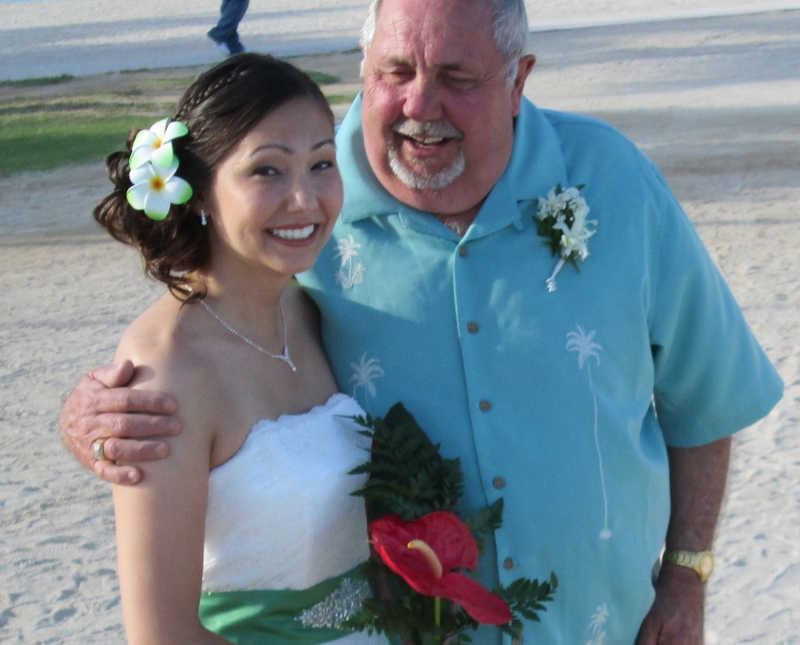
[200,209,208,227]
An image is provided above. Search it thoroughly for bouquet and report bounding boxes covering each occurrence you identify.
[343,403,557,645]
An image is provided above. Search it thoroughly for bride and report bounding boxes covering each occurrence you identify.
[95,53,385,644]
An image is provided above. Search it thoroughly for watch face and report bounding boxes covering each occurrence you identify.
[699,553,714,578]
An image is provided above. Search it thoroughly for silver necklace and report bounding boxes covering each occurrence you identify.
[200,298,297,372]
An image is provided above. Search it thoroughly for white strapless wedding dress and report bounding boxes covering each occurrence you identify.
[199,393,385,644]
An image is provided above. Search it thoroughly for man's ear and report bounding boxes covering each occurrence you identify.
[511,54,536,116]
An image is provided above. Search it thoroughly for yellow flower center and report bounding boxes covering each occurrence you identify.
[149,176,165,192]
[407,539,443,579]
[154,137,163,149]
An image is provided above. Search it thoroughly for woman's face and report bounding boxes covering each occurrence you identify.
[206,97,343,281]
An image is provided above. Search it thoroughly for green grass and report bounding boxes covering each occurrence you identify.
[0,90,175,174]
[325,92,359,105]
[0,115,165,174]
[0,74,75,88]
[0,66,351,176]
[306,70,340,85]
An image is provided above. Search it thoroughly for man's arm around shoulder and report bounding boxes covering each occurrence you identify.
[59,360,181,485]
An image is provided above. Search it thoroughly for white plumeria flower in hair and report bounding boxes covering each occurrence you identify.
[129,118,189,170]
[126,158,193,221]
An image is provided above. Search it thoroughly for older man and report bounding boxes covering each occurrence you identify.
[61,0,782,643]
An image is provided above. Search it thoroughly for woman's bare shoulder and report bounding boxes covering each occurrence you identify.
[117,296,188,374]
[115,295,220,423]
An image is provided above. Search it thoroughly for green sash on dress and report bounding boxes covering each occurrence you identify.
[199,566,368,644]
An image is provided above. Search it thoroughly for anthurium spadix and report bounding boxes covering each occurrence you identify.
[127,159,193,221]
[129,118,189,170]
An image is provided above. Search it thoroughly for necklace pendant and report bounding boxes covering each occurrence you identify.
[200,298,297,373]
[276,346,297,373]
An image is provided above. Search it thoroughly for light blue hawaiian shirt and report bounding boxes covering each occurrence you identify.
[298,95,783,644]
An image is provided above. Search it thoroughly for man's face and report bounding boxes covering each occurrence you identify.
[361,0,531,218]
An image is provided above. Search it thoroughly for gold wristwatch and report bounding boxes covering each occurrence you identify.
[662,549,714,582]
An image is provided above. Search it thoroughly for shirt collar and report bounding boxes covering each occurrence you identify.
[336,94,400,224]
[336,94,568,234]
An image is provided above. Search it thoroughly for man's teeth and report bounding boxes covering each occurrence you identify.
[271,225,315,240]
[410,135,445,145]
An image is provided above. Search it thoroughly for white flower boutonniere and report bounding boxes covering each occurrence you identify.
[535,184,596,292]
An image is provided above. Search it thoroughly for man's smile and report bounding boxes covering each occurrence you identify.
[392,118,462,151]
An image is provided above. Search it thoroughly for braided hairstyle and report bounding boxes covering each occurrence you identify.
[94,53,333,299]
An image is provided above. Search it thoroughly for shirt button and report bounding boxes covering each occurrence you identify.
[479,399,492,412]
[458,245,469,257]
[467,321,479,333]
[493,476,506,489]
[503,557,515,570]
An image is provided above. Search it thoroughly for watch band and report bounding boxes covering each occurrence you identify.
[662,549,714,582]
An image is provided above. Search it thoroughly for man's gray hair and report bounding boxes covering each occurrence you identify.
[360,0,529,85]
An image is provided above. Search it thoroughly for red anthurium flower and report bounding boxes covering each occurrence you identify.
[370,511,512,625]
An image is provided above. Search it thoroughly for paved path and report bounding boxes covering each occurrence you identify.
[2,0,800,81]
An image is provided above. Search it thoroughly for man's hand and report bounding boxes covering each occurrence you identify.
[59,360,182,485]
[636,565,705,644]
[637,436,730,644]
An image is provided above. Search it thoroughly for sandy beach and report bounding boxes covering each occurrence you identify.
[1,4,799,644]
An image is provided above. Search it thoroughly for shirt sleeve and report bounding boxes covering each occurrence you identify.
[645,161,783,447]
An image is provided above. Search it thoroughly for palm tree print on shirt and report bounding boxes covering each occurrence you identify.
[350,353,384,399]
[586,602,609,645]
[566,325,611,540]
[335,234,365,289]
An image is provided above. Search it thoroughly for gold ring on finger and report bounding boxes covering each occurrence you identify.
[92,437,109,462]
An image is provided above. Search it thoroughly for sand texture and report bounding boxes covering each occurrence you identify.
[1,8,798,644]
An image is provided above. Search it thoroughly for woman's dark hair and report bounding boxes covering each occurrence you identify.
[94,53,332,299]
